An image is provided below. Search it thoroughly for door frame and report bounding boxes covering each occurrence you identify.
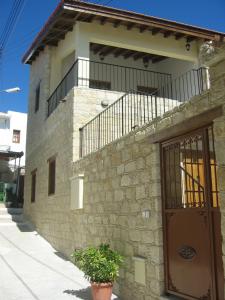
[160,124,223,299]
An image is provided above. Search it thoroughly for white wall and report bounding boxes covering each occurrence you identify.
[49,26,77,93]
[0,111,27,166]
[0,113,11,150]
[48,20,200,93]
[89,51,198,94]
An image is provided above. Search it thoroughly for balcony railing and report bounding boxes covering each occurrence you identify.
[79,67,209,157]
[47,59,172,117]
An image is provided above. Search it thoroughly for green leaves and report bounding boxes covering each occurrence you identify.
[71,244,124,283]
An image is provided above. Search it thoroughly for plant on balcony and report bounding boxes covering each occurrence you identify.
[71,244,123,300]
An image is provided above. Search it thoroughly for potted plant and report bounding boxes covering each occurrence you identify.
[71,244,123,300]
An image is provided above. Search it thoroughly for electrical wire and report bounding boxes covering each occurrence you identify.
[0,0,27,91]
[0,0,26,49]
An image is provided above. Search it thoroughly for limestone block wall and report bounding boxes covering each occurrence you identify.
[24,61,124,251]
[72,87,124,161]
[72,132,163,300]
[26,47,51,158]
[24,87,74,251]
[24,47,225,300]
[70,55,225,299]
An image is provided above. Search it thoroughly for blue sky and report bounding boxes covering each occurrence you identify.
[0,0,225,113]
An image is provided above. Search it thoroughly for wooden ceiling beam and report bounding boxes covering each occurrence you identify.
[139,26,148,33]
[152,28,161,35]
[84,14,95,23]
[133,52,147,61]
[93,44,106,54]
[175,33,185,40]
[143,53,156,60]
[186,36,197,43]
[123,50,134,59]
[114,48,127,57]
[57,17,76,24]
[127,23,134,30]
[100,17,107,25]
[152,56,167,63]
[113,20,121,28]
[74,12,83,21]
[164,31,172,38]
[47,41,58,47]
[100,46,115,57]
[51,27,67,33]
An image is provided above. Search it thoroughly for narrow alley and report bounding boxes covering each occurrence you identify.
[0,207,118,300]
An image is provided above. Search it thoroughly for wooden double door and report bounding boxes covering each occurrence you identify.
[161,126,224,299]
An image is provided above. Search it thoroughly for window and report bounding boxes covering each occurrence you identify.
[31,169,37,203]
[89,80,111,90]
[48,157,56,195]
[12,130,20,143]
[35,82,41,112]
[137,86,158,95]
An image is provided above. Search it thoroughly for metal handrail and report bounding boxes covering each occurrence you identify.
[46,58,172,117]
[79,67,209,157]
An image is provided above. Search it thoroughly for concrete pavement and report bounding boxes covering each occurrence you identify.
[0,207,119,300]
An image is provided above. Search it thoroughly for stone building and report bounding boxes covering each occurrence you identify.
[22,1,225,299]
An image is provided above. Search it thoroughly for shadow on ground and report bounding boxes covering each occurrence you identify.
[16,223,35,232]
[63,288,92,300]
[54,251,69,261]
[63,288,120,300]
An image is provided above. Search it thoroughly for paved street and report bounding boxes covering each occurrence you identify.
[0,207,119,300]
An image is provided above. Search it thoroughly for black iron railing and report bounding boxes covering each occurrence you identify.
[79,67,209,157]
[47,60,78,117]
[157,67,209,102]
[47,59,172,117]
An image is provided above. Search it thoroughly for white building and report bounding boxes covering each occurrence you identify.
[0,111,27,166]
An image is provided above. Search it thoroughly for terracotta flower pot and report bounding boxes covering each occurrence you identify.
[91,282,113,300]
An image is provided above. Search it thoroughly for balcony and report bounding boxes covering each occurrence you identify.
[46,57,209,156]
[47,59,172,117]
[78,66,209,157]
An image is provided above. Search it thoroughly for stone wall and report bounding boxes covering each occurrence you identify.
[24,47,225,299]
[72,130,163,299]
[24,46,124,252]
[70,54,225,299]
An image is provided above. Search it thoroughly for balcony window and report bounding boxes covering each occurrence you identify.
[12,130,20,143]
[137,86,158,95]
[89,79,111,90]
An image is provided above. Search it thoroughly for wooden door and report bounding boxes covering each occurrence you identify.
[161,126,224,299]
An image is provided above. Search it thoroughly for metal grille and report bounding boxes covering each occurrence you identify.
[47,58,208,118]
[162,127,219,209]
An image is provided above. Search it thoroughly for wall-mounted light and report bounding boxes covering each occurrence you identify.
[186,43,191,51]
[101,100,109,108]
[186,38,191,51]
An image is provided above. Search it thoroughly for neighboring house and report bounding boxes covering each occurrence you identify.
[0,111,27,166]
[23,1,225,299]
[0,111,27,205]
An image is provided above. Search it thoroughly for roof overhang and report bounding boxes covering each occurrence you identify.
[22,0,225,64]
[0,151,24,161]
